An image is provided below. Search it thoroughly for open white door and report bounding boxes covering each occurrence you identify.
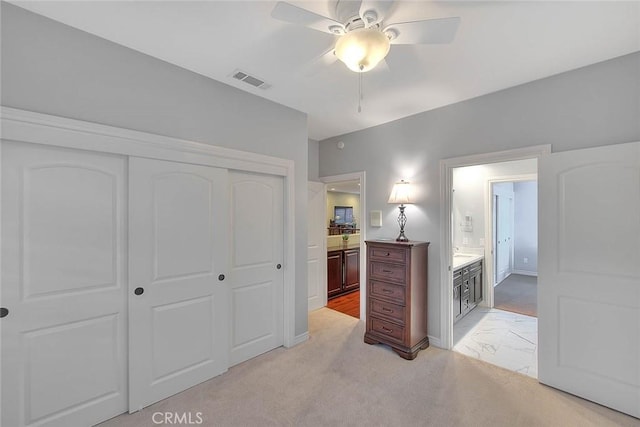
[307,181,327,311]
[539,141,639,417]
[129,157,229,411]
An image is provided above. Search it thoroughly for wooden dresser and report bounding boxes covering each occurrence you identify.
[364,240,429,360]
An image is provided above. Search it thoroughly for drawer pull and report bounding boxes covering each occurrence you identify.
[382,269,392,273]
[382,289,393,294]
[385,252,390,256]
[381,326,393,333]
[382,307,393,313]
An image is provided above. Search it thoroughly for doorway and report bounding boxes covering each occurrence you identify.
[325,180,361,319]
[317,172,366,320]
[445,154,542,378]
[492,179,538,318]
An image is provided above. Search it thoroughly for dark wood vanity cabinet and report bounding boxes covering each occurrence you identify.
[327,247,360,298]
[454,259,483,323]
[364,240,429,360]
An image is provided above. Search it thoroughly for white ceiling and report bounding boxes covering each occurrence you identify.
[11,1,640,141]
[328,180,361,193]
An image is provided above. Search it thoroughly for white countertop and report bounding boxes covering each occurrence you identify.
[452,253,484,270]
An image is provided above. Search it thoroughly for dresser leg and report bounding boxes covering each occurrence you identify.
[364,334,380,345]
[393,348,418,360]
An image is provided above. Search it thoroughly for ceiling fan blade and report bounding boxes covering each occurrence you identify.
[385,17,461,44]
[300,46,338,77]
[359,0,395,27]
[271,2,345,35]
[317,46,338,67]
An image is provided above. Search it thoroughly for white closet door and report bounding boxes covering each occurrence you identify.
[229,172,284,366]
[538,141,640,417]
[1,142,128,427]
[307,181,326,311]
[128,157,229,411]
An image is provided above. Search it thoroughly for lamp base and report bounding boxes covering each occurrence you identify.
[395,233,409,242]
[395,204,409,242]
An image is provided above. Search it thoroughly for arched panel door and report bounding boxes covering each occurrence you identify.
[1,142,128,427]
[539,141,639,418]
[228,171,284,366]
[128,157,229,411]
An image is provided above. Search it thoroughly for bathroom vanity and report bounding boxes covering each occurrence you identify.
[453,254,484,323]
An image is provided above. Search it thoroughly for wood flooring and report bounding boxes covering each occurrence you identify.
[326,290,360,319]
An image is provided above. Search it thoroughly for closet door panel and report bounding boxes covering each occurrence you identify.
[229,172,284,366]
[1,141,127,427]
[128,157,229,411]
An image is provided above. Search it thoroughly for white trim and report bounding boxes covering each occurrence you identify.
[485,173,537,309]
[292,332,310,346]
[1,107,289,176]
[321,171,367,321]
[512,269,538,277]
[1,106,298,350]
[427,336,442,349]
[439,144,551,350]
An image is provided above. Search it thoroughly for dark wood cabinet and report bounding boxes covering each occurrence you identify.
[328,250,344,298]
[343,249,360,292]
[454,259,483,323]
[327,247,360,298]
[364,240,429,360]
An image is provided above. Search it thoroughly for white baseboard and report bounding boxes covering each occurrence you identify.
[290,332,309,347]
[512,269,538,277]
[428,336,442,349]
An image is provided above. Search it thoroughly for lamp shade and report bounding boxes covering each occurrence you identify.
[388,180,412,204]
[334,28,390,73]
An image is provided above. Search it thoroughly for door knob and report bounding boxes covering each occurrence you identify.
[276,264,282,270]
[134,287,144,296]
[0,307,8,318]
[218,274,225,281]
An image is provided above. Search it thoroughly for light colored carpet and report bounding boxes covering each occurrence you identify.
[494,274,537,317]
[99,308,638,427]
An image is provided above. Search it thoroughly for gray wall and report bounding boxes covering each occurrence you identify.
[319,52,640,343]
[1,3,310,336]
[452,159,537,250]
[308,138,320,181]
[513,181,538,274]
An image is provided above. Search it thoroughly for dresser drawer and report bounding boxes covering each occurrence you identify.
[369,317,405,343]
[369,280,405,303]
[370,299,405,324]
[369,246,406,263]
[370,261,406,283]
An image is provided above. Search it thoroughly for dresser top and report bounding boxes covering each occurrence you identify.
[366,239,430,247]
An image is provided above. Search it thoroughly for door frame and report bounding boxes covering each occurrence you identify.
[439,145,550,350]
[485,174,537,309]
[321,171,367,320]
[0,106,300,348]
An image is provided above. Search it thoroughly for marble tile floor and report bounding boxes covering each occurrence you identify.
[453,307,538,378]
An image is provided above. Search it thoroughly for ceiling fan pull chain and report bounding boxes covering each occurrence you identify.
[358,67,363,113]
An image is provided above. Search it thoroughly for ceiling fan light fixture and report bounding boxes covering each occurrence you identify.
[334,28,390,72]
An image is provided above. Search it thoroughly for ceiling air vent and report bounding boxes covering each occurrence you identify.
[230,69,271,90]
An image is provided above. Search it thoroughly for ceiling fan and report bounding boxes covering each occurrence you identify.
[271,0,461,73]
